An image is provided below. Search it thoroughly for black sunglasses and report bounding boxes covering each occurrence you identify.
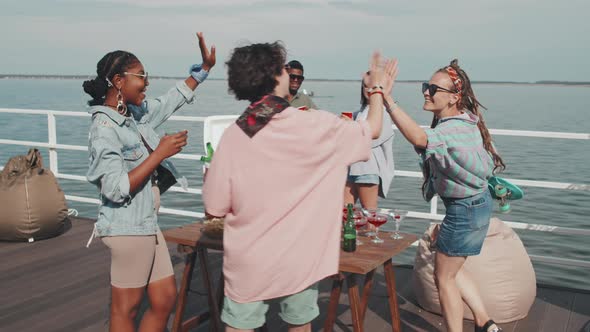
[422,82,456,96]
[289,74,304,81]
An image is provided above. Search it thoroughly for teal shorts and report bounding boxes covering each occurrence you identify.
[221,283,319,329]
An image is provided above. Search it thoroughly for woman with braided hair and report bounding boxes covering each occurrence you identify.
[83,33,215,331]
[384,59,504,332]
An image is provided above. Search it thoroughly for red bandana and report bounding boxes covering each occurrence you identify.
[236,95,290,138]
[445,67,463,97]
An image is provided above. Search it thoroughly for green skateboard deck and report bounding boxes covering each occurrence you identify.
[488,176,524,213]
[488,176,524,200]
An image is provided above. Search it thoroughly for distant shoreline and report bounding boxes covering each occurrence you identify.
[1,74,589,86]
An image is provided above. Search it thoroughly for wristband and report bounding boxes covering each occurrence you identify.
[189,63,209,83]
[386,100,399,113]
[367,85,384,93]
[368,91,384,97]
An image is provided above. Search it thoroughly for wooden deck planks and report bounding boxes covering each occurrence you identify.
[567,292,590,332]
[1,217,589,332]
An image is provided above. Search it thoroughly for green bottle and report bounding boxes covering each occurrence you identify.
[200,142,215,163]
[342,203,357,252]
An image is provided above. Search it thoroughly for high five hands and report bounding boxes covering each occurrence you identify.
[368,51,398,101]
[197,32,216,72]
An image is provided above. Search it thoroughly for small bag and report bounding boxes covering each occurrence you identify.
[155,164,177,194]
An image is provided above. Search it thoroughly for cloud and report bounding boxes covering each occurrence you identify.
[1,0,589,81]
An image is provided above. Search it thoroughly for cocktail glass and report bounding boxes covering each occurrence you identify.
[366,209,388,244]
[390,209,407,240]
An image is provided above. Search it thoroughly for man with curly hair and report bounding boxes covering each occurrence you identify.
[203,41,397,332]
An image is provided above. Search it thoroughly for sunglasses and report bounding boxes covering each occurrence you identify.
[289,74,304,81]
[422,82,455,96]
[124,71,149,82]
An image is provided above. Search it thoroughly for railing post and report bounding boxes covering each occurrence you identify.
[47,113,58,174]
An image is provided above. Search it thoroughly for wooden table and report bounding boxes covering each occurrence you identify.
[324,232,418,332]
[164,223,416,332]
[163,223,225,332]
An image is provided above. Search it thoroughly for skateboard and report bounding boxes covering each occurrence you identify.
[488,176,524,213]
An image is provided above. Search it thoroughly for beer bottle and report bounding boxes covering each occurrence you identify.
[343,203,357,252]
[200,142,215,163]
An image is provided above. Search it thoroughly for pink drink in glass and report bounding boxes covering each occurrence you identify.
[367,215,387,227]
[367,211,388,243]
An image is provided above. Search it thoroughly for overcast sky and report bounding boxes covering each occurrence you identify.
[1,0,588,81]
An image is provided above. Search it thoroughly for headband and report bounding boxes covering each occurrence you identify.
[445,66,463,97]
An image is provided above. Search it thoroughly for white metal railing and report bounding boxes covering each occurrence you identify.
[1,108,589,268]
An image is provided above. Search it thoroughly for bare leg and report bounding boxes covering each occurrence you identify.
[357,184,379,233]
[356,184,379,209]
[343,182,358,206]
[110,286,145,332]
[138,275,177,332]
[288,323,311,332]
[434,252,467,332]
[456,268,491,328]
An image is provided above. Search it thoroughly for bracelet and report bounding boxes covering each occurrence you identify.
[189,64,209,83]
[386,100,399,113]
[368,91,384,97]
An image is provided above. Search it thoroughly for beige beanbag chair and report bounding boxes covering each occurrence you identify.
[0,149,70,242]
[413,218,536,323]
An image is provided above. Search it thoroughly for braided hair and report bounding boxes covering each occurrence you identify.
[82,51,139,106]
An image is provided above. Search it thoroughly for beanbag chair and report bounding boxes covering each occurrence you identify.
[0,149,70,241]
[412,218,536,322]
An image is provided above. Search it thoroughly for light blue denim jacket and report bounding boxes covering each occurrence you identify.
[86,81,194,237]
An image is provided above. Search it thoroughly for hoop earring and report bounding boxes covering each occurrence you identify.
[116,88,127,115]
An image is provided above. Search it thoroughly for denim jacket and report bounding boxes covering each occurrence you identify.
[86,81,194,237]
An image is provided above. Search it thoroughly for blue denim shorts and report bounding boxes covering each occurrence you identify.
[347,174,380,185]
[436,190,493,257]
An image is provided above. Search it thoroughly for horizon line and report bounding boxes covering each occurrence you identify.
[1,74,589,86]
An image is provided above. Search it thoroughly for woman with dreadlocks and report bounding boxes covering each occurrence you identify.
[384,59,505,332]
[82,33,215,331]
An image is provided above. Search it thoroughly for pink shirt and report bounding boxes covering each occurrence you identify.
[203,107,372,303]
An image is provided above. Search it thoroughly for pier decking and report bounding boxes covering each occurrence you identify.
[1,217,589,332]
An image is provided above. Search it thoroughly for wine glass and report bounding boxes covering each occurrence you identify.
[390,209,407,240]
[360,208,376,237]
[366,209,388,244]
[353,212,367,245]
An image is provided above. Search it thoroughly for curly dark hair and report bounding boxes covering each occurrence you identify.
[226,42,287,102]
[82,50,139,106]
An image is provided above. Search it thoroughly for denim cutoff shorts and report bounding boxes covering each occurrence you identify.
[436,190,493,257]
[347,174,380,185]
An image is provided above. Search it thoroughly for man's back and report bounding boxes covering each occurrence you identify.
[203,107,372,303]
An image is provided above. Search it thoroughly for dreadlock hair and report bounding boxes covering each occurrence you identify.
[82,51,140,106]
[421,59,506,199]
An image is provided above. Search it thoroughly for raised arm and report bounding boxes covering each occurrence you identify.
[185,32,216,90]
[382,64,428,149]
[365,53,397,139]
